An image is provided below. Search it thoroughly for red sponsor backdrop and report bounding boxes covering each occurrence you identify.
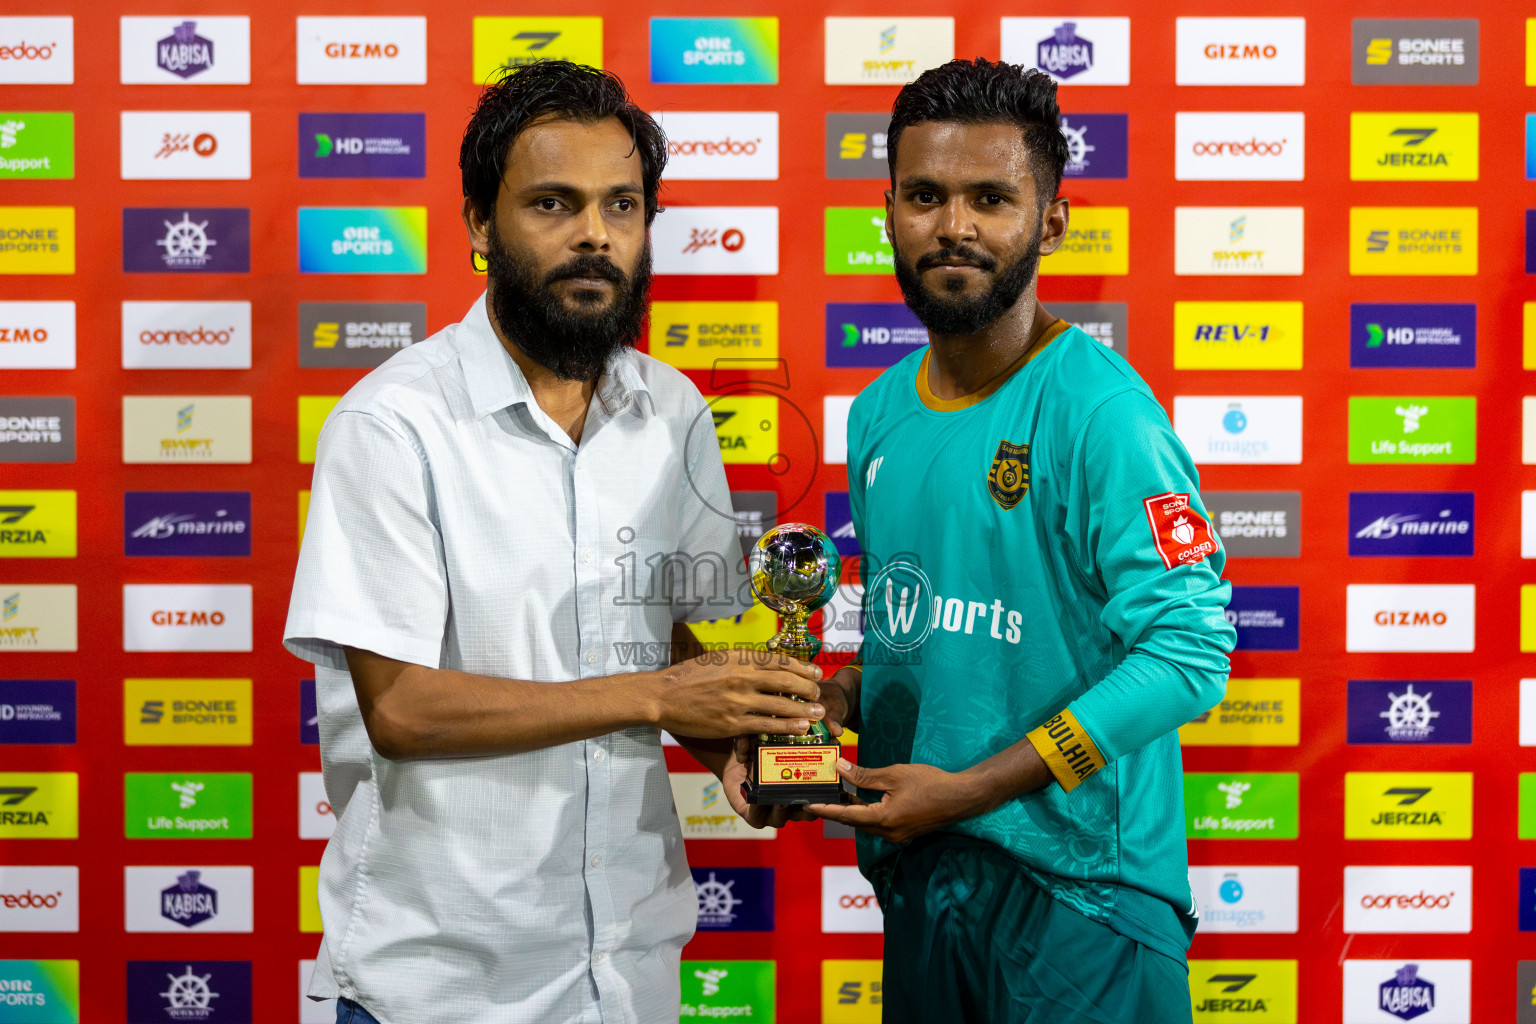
[1,0,1531,1020]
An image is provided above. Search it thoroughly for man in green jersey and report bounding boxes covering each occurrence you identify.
[805,59,1236,1022]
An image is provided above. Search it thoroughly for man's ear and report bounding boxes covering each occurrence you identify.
[1036,196,1070,257]
[462,196,491,258]
[884,189,895,247]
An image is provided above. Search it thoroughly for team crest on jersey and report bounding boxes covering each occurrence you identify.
[1143,491,1218,570]
[987,440,1030,510]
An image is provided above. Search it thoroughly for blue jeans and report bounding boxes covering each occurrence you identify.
[336,998,383,1024]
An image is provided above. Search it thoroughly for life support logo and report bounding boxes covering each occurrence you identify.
[863,559,934,653]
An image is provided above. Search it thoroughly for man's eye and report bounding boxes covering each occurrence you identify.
[915,191,938,204]
[980,194,1004,205]
[612,198,635,212]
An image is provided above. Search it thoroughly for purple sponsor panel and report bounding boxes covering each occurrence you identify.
[690,867,774,931]
[126,959,252,1023]
[1226,585,1299,650]
[1347,679,1471,745]
[1349,303,1475,368]
[298,113,426,179]
[300,679,318,745]
[824,491,860,557]
[1348,492,1473,557]
[0,679,75,744]
[123,208,250,274]
[1059,113,1128,179]
[125,492,251,557]
[825,303,928,368]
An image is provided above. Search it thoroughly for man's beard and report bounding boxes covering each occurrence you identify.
[485,223,652,383]
[891,227,1041,337]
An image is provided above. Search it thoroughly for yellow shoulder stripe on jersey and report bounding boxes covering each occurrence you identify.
[1026,708,1106,793]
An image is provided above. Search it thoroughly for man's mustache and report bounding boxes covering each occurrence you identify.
[914,245,998,273]
[542,255,628,287]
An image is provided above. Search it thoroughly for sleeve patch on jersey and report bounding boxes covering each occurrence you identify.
[1026,709,1106,793]
[1142,491,1218,571]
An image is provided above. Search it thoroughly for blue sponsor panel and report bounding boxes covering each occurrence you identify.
[298,113,426,179]
[123,208,250,274]
[825,303,928,368]
[0,680,76,744]
[126,960,253,1023]
[1059,113,1127,179]
[1346,679,1471,745]
[1225,586,1298,650]
[300,679,319,745]
[1348,492,1473,557]
[1529,114,1536,180]
[824,491,860,557]
[1348,303,1475,368]
[125,492,251,557]
[1521,868,1536,932]
[690,867,774,931]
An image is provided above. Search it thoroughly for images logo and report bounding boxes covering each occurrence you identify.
[1174,208,1304,277]
[1349,491,1473,557]
[1351,113,1477,181]
[0,206,74,275]
[0,491,75,558]
[298,207,427,274]
[1343,866,1471,933]
[649,301,777,370]
[654,112,778,180]
[122,208,249,274]
[0,17,75,84]
[126,960,252,1024]
[124,492,251,558]
[472,18,603,81]
[1175,113,1305,182]
[1180,678,1299,747]
[1173,396,1303,465]
[1188,960,1297,1020]
[1059,114,1127,179]
[0,398,73,463]
[121,17,249,85]
[0,113,72,179]
[1348,396,1474,464]
[1173,301,1302,368]
[681,961,775,1022]
[122,395,252,464]
[1188,867,1299,933]
[1345,772,1472,839]
[825,303,926,368]
[0,772,77,838]
[1353,19,1478,85]
[1347,680,1471,746]
[1001,18,1130,85]
[0,680,75,745]
[824,17,954,85]
[298,302,425,368]
[652,206,778,276]
[296,17,427,85]
[1176,17,1306,85]
[125,773,253,839]
[650,18,778,84]
[824,114,889,179]
[1184,772,1299,838]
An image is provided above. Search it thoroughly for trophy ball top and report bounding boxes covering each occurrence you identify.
[748,523,841,615]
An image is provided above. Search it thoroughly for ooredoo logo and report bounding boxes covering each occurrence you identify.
[0,18,74,84]
[1357,890,1454,909]
[1175,113,1305,181]
[1191,138,1288,156]
[122,302,251,370]
[0,866,76,931]
[1343,865,1471,933]
[821,866,881,933]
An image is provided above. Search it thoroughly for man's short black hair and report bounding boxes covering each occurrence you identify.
[887,58,1068,207]
[460,60,667,225]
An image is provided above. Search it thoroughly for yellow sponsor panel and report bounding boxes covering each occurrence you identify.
[648,302,779,370]
[1349,207,1477,276]
[822,959,883,1023]
[300,866,323,933]
[1173,302,1303,370]
[1344,771,1472,839]
[1529,19,1536,86]
[0,771,77,839]
[1179,679,1299,746]
[1040,207,1128,276]
[472,17,603,82]
[1526,303,1536,370]
[0,206,74,275]
[1349,113,1478,181]
[688,601,776,650]
[299,490,311,546]
[1189,960,1297,1023]
[707,395,778,465]
[1523,586,1536,650]
[124,678,253,746]
[298,396,341,465]
[0,489,76,558]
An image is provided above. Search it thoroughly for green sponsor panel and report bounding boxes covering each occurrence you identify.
[681,960,775,1023]
[124,771,253,838]
[0,960,79,1023]
[825,207,893,275]
[1521,774,1536,839]
[1184,772,1299,839]
[0,114,74,180]
[1347,396,1476,464]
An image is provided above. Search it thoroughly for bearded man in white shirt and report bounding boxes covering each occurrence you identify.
[284,61,825,1024]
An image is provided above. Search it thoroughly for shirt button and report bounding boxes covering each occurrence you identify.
[590,853,604,868]
[593,747,607,763]
[593,951,608,965]
[585,651,598,665]
[582,548,595,565]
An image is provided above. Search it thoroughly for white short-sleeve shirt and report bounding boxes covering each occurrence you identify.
[283,294,751,1024]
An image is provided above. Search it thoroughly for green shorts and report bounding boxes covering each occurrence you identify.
[877,835,1193,1024]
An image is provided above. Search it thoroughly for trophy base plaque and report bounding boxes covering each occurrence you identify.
[743,724,851,806]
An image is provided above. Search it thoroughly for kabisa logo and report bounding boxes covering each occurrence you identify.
[1347,680,1472,745]
[123,208,250,274]
[160,870,217,928]
[125,492,251,558]
[1378,964,1434,1021]
[126,960,252,1023]
[1038,22,1093,79]
[1348,491,1473,557]
[157,21,212,79]
[1059,114,1128,179]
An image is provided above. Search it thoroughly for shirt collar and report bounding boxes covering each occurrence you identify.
[455,292,652,421]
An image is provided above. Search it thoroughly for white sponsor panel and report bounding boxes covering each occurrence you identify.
[820,583,863,655]
[1175,112,1306,181]
[0,17,74,84]
[1000,18,1131,86]
[1524,398,1536,464]
[123,584,253,653]
[822,865,881,933]
[124,865,254,932]
[823,395,854,465]
[122,301,252,369]
[295,16,428,85]
[0,866,78,932]
[1523,491,1536,558]
[1174,207,1304,276]
[651,206,778,276]
[300,960,336,1023]
[1342,959,1470,1023]
[1172,396,1303,465]
[670,771,774,840]
[1189,866,1298,933]
[1343,865,1471,934]
[1175,18,1306,85]
[299,772,335,840]
[0,584,78,652]
[653,112,779,181]
[1520,679,1536,746]
[0,301,75,369]
[824,17,955,86]
[1345,584,1474,653]
[120,17,251,85]
[120,111,251,181]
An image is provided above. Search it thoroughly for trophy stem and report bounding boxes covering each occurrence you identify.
[768,608,821,662]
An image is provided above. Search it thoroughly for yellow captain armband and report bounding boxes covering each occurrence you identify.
[1025,709,1107,793]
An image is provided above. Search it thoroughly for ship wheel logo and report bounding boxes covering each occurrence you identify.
[160,964,219,1014]
[1060,118,1096,169]
[157,212,217,268]
[1380,683,1438,741]
[694,871,743,924]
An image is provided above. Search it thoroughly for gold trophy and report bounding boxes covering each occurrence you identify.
[743,523,850,805]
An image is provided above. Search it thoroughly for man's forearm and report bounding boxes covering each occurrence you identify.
[956,735,1054,814]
